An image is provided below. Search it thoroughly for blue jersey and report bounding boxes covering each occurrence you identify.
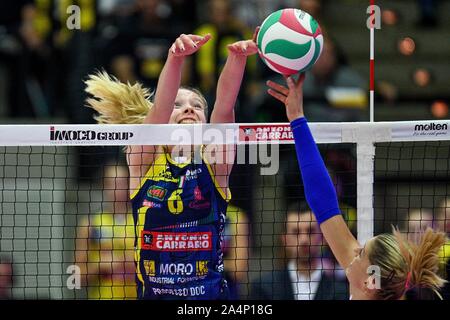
[130,146,230,300]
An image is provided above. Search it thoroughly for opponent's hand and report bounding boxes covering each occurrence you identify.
[169,33,211,57]
[266,73,306,122]
[227,26,260,56]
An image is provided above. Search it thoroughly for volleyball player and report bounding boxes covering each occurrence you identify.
[85,31,258,299]
[267,74,448,300]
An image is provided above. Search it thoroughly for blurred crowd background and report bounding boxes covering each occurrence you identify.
[0,0,449,300]
[1,0,448,124]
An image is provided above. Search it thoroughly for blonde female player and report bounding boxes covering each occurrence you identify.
[267,74,448,300]
[84,31,258,300]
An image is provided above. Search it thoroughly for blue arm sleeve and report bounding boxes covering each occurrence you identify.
[290,117,341,225]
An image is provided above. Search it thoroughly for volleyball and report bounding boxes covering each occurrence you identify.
[257,8,324,75]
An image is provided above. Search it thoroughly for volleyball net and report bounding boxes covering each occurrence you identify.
[0,120,449,299]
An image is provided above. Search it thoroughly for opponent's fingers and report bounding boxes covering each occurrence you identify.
[286,76,296,91]
[266,80,289,96]
[297,72,306,87]
[267,89,287,104]
[290,73,306,93]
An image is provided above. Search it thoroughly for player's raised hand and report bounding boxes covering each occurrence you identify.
[227,27,260,56]
[169,33,211,57]
[227,40,258,56]
[267,73,306,122]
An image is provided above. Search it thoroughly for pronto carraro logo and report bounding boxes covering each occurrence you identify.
[50,126,134,141]
[141,231,212,251]
[239,124,293,142]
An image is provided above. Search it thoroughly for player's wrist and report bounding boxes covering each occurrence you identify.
[226,51,249,62]
[167,51,186,62]
[288,113,305,123]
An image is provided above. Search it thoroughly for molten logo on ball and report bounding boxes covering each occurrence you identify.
[257,8,323,75]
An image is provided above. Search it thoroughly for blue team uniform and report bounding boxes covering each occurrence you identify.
[130,146,230,300]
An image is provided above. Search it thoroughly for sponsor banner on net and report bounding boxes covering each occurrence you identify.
[141,231,213,251]
[392,122,450,140]
[239,124,293,142]
[49,126,134,144]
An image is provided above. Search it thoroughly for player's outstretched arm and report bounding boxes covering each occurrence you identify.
[210,27,259,124]
[267,74,360,270]
[149,33,211,124]
[128,34,211,192]
[204,29,259,198]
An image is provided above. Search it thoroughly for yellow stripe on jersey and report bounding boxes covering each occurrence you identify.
[134,206,147,296]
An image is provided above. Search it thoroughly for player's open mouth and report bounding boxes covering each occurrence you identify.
[178,118,197,124]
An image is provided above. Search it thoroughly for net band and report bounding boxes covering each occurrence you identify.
[1,120,449,299]
[1,121,449,146]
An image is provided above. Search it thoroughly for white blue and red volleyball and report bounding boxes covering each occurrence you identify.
[257,8,324,75]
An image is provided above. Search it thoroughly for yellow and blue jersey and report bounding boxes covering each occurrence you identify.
[130,146,230,299]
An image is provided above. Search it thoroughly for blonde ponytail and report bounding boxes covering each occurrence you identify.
[85,71,152,124]
[394,227,447,299]
[368,227,447,300]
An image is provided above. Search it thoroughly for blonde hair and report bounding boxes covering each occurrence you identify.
[84,71,153,124]
[85,72,209,124]
[367,227,447,300]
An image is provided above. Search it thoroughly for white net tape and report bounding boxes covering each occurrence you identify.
[1,120,449,299]
[1,120,448,146]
